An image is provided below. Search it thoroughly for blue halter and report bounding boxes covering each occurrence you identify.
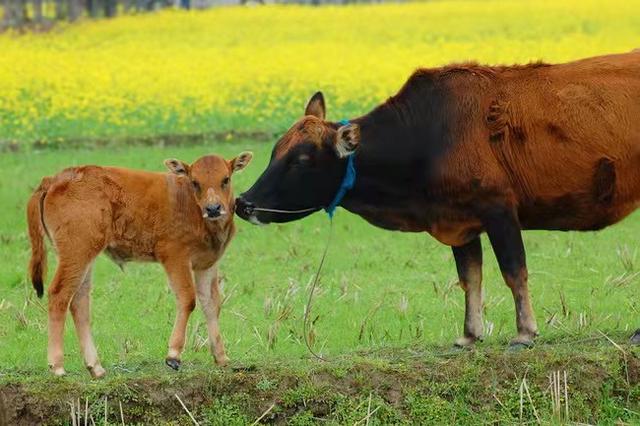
[324,119,357,218]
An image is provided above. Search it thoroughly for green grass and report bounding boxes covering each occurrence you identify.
[0,141,639,423]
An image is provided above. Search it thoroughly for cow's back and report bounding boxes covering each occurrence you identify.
[484,51,640,230]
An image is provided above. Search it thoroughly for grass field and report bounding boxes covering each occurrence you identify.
[1,142,639,423]
[1,0,640,423]
[1,0,640,147]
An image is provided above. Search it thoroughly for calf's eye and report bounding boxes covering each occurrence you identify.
[222,176,230,187]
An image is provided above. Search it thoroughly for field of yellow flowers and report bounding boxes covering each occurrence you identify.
[1,0,639,146]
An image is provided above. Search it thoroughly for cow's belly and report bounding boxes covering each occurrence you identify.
[518,194,640,231]
[350,201,483,246]
[427,219,483,246]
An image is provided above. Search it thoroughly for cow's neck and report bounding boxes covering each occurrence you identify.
[338,104,435,232]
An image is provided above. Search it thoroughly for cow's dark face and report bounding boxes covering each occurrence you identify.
[236,92,360,224]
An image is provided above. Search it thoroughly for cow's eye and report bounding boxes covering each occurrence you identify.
[222,176,230,187]
[296,154,311,166]
[192,180,201,192]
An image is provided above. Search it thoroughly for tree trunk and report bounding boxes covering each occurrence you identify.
[55,0,65,20]
[68,0,81,20]
[104,0,116,17]
[2,0,13,27]
[33,0,44,24]
[2,0,27,28]
[87,0,99,17]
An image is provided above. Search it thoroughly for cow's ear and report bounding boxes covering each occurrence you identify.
[304,91,326,120]
[334,122,360,158]
[231,151,253,173]
[164,158,190,175]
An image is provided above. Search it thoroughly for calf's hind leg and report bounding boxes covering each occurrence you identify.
[162,258,196,370]
[452,236,484,347]
[48,254,98,376]
[483,208,538,348]
[69,264,105,378]
[194,267,229,366]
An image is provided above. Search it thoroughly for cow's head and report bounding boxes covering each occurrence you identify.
[165,152,252,222]
[236,92,360,224]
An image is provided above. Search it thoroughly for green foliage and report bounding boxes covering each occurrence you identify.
[200,396,251,426]
[1,1,640,147]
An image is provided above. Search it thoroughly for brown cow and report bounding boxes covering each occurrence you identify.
[236,50,640,349]
[27,152,252,377]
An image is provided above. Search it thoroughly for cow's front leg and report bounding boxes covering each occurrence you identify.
[452,236,484,348]
[194,267,229,366]
[161,257,196,370]
[483,208,538,348]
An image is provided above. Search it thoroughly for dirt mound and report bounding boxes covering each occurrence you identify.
[1,342,639,425]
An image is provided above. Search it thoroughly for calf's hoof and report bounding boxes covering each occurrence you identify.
[49,366,66,377]
[88,365,107,379]
[630,329,640,345]
[165,358,181,371]
[215,355,230,367]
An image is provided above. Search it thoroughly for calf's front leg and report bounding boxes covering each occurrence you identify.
[162,258,196,370]
[452,236,484,347]
[483,208,538,348]
[194,267,228,366]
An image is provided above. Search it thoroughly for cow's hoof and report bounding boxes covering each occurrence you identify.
[165,358,181,371]
[88,365,106,379]
[507,341,534,352]
[630,329,640,345]
[454,336,481,349]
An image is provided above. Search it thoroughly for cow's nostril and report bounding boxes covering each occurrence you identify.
[236,197,255,215]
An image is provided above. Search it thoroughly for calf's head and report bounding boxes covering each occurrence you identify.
[165,152,253,222]
[236,92,360,224]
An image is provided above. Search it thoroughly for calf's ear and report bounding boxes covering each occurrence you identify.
[164,158,190,175]
[305,92,326,120]
[231,151,253,173]
[334,122,360,158]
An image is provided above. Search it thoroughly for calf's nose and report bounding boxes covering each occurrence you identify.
[205,203,222,217]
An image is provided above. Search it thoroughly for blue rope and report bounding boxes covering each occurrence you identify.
[324,119,356,218]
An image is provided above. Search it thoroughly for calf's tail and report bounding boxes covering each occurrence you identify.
[26,178,51,298]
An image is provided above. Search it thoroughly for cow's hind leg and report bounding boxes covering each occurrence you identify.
[69,264,105,378]
[483,208,538,348]
[194,267,229,366]
[452,236,484,348]
[162,258,196,370]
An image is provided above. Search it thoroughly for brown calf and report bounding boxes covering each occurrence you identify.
[27,152,252,378]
